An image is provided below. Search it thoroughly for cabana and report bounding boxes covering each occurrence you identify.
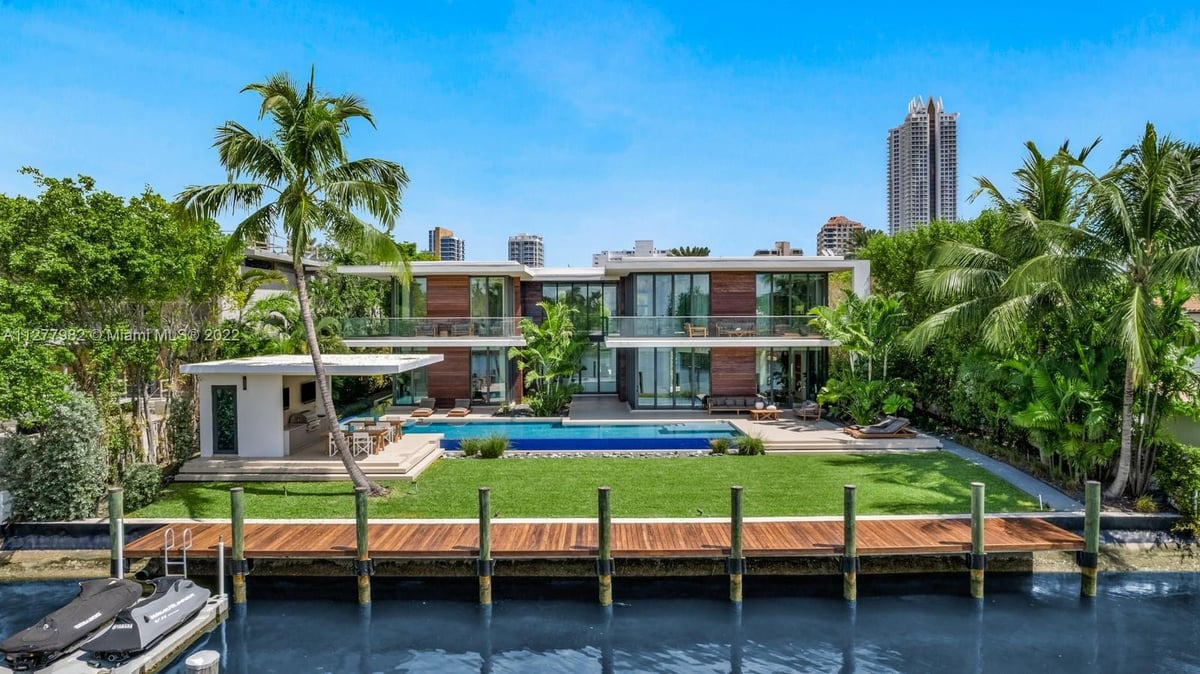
[182,354,443,458]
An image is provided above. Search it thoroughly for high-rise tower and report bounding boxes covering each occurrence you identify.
[507,233,545,267]
[887,97,958,234]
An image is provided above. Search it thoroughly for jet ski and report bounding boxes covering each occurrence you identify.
[81,576,211,662]
[1,578,142,671]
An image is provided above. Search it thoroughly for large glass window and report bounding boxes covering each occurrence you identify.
[756,347,828,405]
[391,347,429,404]
[470,277,507,318]
[573,345,617,394]
[471,348,508,404]
[630,273,710,336]
[633,347,710,408]
[755,273,828,335]
[538,282,616,334]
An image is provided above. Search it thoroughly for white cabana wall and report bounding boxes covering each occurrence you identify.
[183,354,443,459]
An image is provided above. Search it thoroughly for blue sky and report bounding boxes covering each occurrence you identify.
[1,2,1198,266]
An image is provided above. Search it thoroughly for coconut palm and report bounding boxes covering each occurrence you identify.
[1063,125,1200,497]
[177,69,409,494]
[907,140,1096,354]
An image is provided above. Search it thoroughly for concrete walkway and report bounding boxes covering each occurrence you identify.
[938,435,1082,511]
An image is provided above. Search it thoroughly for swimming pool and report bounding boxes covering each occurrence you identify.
[404,421,741,450]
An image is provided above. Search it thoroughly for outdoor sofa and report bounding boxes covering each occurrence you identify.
[706,396,764,414]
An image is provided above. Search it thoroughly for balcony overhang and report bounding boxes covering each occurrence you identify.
[180,353,444,376]
[602,337,839,349]
[343,337,527,349]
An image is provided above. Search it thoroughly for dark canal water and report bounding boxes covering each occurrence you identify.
[2,573,1197,673]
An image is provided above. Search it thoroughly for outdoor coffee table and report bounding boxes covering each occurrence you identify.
[750,408,779,421]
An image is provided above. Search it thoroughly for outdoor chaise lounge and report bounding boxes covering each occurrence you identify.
[842,416,915,439]
[410,397,436,418]
[793,400,821,420]
[447,399,472,417]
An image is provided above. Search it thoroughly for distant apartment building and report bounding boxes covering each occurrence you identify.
[592,239,669,267]
[887,96,958,234]
[428,227,466,261]
[753,241,804,257]
[816,216,864,256]
[508,233,545,267]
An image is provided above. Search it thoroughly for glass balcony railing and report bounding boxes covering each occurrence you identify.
[341,317,521,339]
[603,316,822,339]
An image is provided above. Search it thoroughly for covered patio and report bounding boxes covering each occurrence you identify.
[179,354,444,480]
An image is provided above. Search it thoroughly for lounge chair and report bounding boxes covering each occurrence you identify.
[842,416,915,439]
[793,400,821,421]
[410,399,436,418]
[446,407,471,417]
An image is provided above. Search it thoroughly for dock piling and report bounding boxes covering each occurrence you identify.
[478,487,493,606]
[598,486,613,607]
[230,487,246,605]
[355,486,372,606]
[185,650,221,674]
[969,482,986,599]
[1080,480,1100,597]
[108,487,124,579]
[729,486,745,603]
[842,484,858,602]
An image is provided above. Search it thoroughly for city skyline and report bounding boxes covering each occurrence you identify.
[1,3,1198,265]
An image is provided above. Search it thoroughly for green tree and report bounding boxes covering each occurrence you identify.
[1062,125,1200,497]
[508,300,587,415]
[668,246,710,257]
[0,392,108,521]
[177,69,410,494]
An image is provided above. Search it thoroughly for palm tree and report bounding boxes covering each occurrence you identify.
[669,246,710,257]
[177,69,409,494]
[1064,125,1200,497]
[907,140,1096,354]
[229,268,288,324]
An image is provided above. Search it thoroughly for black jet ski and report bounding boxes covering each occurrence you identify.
[1,577,142,671]
[81,576,211,662]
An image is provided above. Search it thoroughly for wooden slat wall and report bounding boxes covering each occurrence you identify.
[711,272,755,315]
[426,276,469,317]
[521,282,543,322]
[427,347,470,406]
[512,278,522,318]
[710,348,757,395]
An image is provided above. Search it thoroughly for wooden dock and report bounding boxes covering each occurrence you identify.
[125,517,1082,561]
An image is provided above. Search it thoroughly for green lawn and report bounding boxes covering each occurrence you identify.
[134,454,1039,519]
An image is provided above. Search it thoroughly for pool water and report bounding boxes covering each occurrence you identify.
[4,574,1199,673]
[404,421,741,450]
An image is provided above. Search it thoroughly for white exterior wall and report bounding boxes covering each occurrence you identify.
[196,374,288,458]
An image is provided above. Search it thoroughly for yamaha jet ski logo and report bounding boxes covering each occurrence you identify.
[72,612,103,630]
[147,593,198,622]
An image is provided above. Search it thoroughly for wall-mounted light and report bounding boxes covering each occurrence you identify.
[242,376,247,391]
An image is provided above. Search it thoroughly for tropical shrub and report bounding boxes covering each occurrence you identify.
[122,463,163,512]
[818,376,915,426]
[709,438,730,454]
[460,435,509,459]
[508,300,587,416]
[0,392,108,521]
[733,435,765,456]
[166,392,198,468]
[1156,441,1200,532]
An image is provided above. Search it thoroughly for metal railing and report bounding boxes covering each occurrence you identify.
[341,317,521,339]
[603,316,822,338]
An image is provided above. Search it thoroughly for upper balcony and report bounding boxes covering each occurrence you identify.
[601,315,835,348]
[340,317,525,348]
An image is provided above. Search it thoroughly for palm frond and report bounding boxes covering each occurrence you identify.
[176,182,267,220]
[214,122,290,184]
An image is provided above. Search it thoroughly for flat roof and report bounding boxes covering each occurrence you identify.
[180,354,444,376]
[339,256,868,280]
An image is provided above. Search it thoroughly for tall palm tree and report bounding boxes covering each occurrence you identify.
[669,246,710,257]
[177,68,409,494]
[1064,125,1200,497]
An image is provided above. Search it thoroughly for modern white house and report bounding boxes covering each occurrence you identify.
[181,353,442,458]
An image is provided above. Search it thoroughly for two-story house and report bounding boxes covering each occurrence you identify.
[338,256,869,410]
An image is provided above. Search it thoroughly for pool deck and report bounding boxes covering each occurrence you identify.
[175,395,941,483]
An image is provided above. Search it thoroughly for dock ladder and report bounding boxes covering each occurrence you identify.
[162,527,193,578]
